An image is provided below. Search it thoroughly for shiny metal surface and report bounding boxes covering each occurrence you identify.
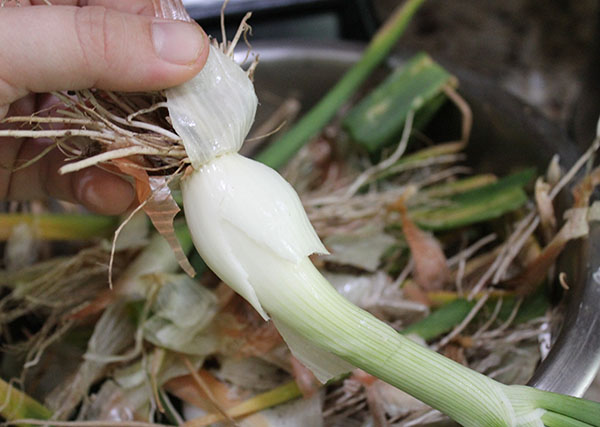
[182,0,331,20]
[246,40,600,395]
[528,222,600,396]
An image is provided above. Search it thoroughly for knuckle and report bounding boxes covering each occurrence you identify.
[134,2,156,16]
[74,6,122,81]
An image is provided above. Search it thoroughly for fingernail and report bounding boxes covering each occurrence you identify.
[152,21,205,65]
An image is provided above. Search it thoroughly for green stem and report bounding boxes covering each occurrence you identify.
[256,0,427,169]
[525,386,600,426]
[0,213,118,240]
[0,378,52,424]
[251,254,600,426]
[267,263,512,426]
[542,411,596,427]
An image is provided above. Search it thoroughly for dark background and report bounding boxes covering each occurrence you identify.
[186,0,600,145]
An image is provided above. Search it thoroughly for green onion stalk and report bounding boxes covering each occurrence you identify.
[154,0,600,425]
[0,213,118,241]
[0,377,52,424]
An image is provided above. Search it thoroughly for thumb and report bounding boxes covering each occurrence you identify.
[0,5,208,107]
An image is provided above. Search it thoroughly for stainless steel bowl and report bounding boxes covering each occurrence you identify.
[245,40,600,397]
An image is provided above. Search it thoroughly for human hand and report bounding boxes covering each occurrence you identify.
[0,0,208,214]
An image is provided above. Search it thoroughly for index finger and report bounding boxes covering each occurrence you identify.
[0,5,208,107]
[30,0,157,16]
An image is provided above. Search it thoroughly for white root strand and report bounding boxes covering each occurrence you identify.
[343,110,415,200]
[59,146,186,174]
[227,12,253,57]
[491,215,540,284]
[0,129,105,139]
[435,291,490,350]
[3,420,171,427]
[549,136,600,200]
[126,102,168,121]
[1,116,94,126]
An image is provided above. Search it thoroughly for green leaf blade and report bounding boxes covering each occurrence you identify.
[411,169,535,231]
[343,52,455,152]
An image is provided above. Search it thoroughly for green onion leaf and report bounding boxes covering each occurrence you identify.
[411,169,536,230]
[343,52,456,152]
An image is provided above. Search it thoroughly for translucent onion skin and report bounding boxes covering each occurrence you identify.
[166,45,257,168]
